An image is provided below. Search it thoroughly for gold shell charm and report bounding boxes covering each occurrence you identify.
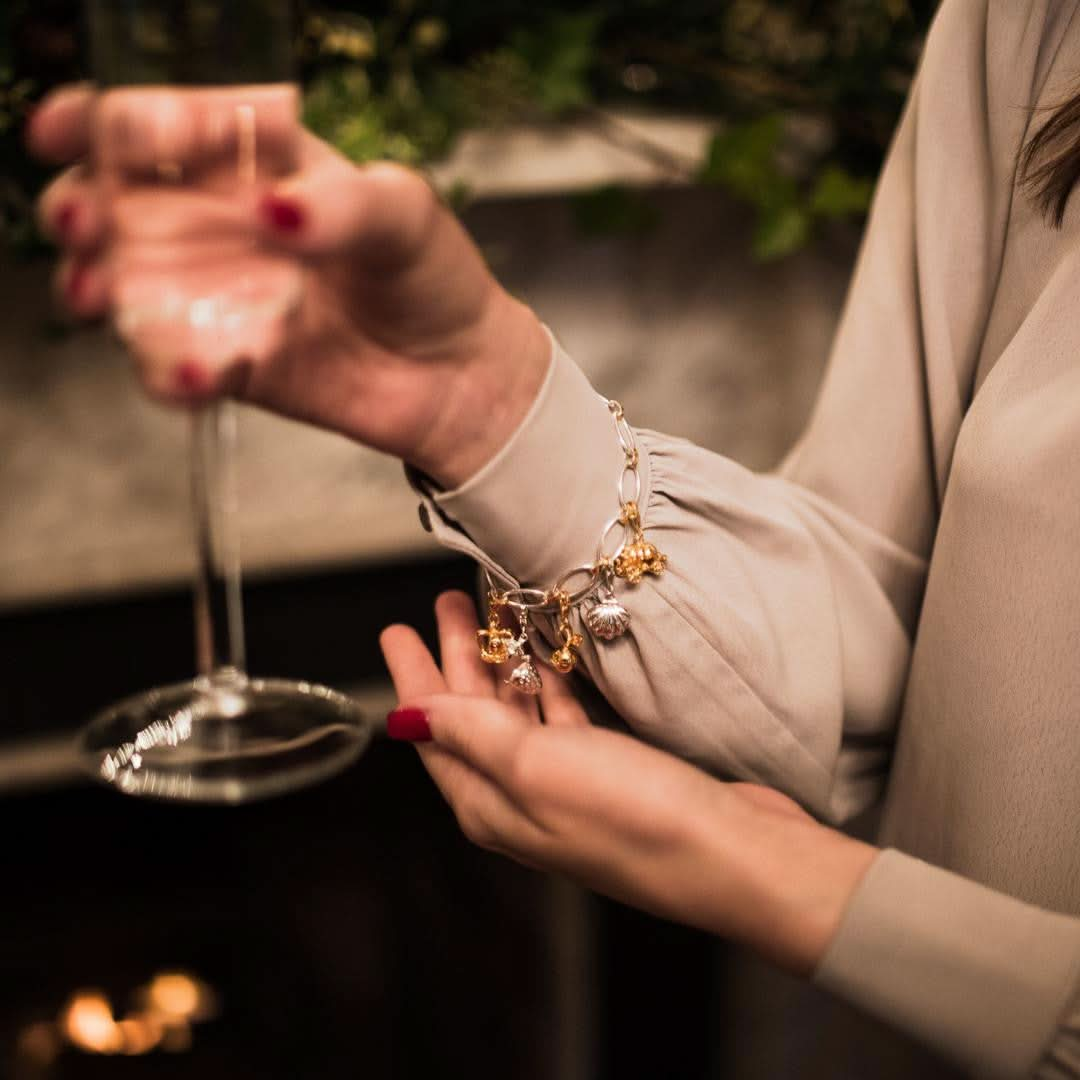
[507,657,543,695]
[477,625,514,665]
[586,596,631,641]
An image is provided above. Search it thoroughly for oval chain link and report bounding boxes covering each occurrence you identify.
[484,396,643,615]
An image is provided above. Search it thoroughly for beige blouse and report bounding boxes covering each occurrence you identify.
[413,0,1080,1074]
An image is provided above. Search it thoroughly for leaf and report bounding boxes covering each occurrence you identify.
[571,185,659,237]
[510,11,602,115]
[809,165,874,219]
[698,115,784,202]
[753,203,812,261]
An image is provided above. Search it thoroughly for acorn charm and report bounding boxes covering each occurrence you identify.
[586,596,631,641]
[549,628,584,674]
[507,657,543,695]
[549,644,579,673]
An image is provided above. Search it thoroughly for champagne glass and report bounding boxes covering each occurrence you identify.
[76,0,375,802]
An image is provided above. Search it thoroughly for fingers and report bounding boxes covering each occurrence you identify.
[37,165,106,252]
[381,621,545,857]
[416,744,539,855]
[26,84,93,164]
[37,165,110,323]
[256,150,441,268]
[539,673,591,728]
[402,693,532,782]
[92,84,298,178]
[435,590,496,697]
[380,623,446,703]
[55,254,111,322]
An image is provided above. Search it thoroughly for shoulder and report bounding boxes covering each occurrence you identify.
[922,0,1080,111]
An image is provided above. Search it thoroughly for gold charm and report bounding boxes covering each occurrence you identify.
[477,594,514,665]
[613,500,667,584]
[477,626,514,664]
[613,541,668,584]
[547,590,584,673]
[550,644,580,674]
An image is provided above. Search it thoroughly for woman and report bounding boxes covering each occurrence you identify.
[27,0,1080,1074]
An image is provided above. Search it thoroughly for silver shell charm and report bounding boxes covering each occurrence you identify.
[507,658,543,695]
[586,596,631,641]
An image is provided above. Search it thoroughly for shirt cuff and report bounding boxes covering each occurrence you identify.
[412,330,649,588]
[814,849,1080,1079]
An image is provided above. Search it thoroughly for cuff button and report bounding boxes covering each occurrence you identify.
[417,504,434,532]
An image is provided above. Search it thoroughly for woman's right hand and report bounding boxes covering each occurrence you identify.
[28,84,550,490]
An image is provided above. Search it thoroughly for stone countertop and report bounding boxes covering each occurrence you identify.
[1,185,855,611]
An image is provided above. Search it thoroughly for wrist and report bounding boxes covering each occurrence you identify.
[700,792,878,977]
[410,293,551,490]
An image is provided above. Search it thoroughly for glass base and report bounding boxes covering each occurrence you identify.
[77,674,375,804]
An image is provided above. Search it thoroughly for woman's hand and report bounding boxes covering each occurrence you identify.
[380,591,879,976]
[27,85,549,489]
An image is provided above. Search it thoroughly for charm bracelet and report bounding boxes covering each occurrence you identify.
[476,398,667,695]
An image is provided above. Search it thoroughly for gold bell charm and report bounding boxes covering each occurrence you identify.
[548,590,584,673]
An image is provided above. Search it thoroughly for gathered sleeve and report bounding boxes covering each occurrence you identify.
[411,1,1080,1071]
[413,0,1053,822]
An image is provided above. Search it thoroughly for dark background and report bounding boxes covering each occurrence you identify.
[0,555,722,1079]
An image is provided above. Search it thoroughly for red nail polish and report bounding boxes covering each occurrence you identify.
[387,707,432,742]
[175,360,208,393]
[260,195,305,233]
[56,202,78,239]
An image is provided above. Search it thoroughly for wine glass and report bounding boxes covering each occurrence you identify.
[76,0,376,803]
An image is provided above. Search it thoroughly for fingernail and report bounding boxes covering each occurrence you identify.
[259,194,305,233]
[55,201,78,239]
[387,707,432,742]
[175,360,208,393]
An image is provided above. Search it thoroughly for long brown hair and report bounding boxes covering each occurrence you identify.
[1021,91,1080,226]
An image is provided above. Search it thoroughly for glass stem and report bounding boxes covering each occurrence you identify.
[191,402,247,683]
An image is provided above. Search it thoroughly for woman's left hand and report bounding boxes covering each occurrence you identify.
[380,592,879,976]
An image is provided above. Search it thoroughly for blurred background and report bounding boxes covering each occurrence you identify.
[0,2,937,1078]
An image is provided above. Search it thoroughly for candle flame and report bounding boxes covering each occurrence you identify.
[44,970,216,1059]
[61,991,124,1054]
[142,970,217,1021]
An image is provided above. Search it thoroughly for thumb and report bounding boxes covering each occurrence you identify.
[256,149,442,268]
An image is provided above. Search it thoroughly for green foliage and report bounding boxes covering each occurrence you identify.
[0,0,936,259]
[700,116,875,260]
[571,184,660,238]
